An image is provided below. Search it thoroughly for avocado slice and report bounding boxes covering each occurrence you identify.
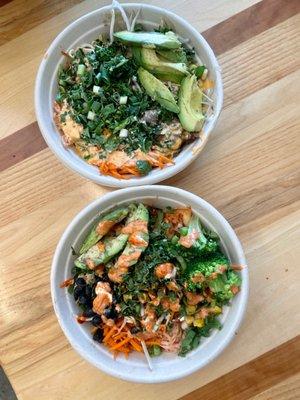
[138,67,179,113]
[156,48,187,63]
[178,74,204,132]
[114,30,181,49]
[132,46,143,65]
[140,48,188,84]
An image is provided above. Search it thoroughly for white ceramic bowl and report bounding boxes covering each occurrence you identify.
[35,3,223,187]
[51,186,248,383]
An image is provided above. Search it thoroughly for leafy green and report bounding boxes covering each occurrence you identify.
[148,345,162,357]
[179,316,222,356]
[136,160,152,175]
[57,40,168,155]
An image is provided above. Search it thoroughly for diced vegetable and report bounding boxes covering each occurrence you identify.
[119,96,128,104]
[77,64,86,76]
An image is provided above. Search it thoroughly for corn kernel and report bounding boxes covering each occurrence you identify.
[213,306,222,314]
[193,318,204,328]
[185,316,194,325]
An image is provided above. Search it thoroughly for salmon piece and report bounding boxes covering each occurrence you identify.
[164,207,192,228]
[161,297,180,312]
[186,291,204,305]
[231,285,240,295]
[92,282,112,315]
[178,229,200,248]
[155,263,176,279]
[167,281,180,292]
[141,308,156,332]
[191,272,205,283]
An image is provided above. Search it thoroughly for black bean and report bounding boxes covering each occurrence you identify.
[83,309,96,318]
[92,315,102,326]
[73,286,83,301]
[78,295,87,305]
[76,277,86,287]
[85,285,93,299]
[104,307,117,320]
[93,328,103,343]
[131,327,140,334]
[112,294,117,303]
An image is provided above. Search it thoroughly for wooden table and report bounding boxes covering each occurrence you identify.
[0,0,300,399]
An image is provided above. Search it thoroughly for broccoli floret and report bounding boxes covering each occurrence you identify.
[184,254,230,291]
[209,270,242,303]
[176,215,219,258]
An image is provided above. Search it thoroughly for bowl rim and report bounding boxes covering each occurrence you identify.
[35,2,223,188]
[51,185,249,383]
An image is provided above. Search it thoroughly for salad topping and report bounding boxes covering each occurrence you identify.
[54,4,214,179]
[61,203,243,360]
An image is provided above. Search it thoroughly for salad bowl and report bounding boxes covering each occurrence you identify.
[51,186,248,382]
[35,2,223,187]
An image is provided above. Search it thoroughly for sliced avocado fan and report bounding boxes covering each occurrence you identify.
[114,30,181,49]
[138,67,179,113]
[134,48,188,84]
[178,74,205,132]
[156,48,187,63]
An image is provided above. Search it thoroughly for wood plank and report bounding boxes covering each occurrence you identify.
[203,0,300,55]
[250,373,300,400]
[0,0,13,7]
[0,0,260,139]
[0,122,46,172]
[179,336,300,400]
[0,0,83,46]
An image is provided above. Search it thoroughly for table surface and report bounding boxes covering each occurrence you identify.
[0,0,300,399]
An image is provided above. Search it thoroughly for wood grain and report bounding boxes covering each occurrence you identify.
[179,336,300,400]
[0,122,46,172]
[251,374,300,400]
[0,0,83,46]
[203,0,300,55]
[0,1,300,399]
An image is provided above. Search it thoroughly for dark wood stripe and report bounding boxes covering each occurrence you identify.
[0,0,13,7]
[203,0,300,55]
[0,0,83,46]
[1,0,299,172]
[0,123,46,172]
[179,335,300,400]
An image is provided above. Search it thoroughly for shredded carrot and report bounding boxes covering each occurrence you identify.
[145,340,161,346]
[103,325,117,343]
[102,321,150,356]
[111,337,131,350]
[130,339,143,352]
